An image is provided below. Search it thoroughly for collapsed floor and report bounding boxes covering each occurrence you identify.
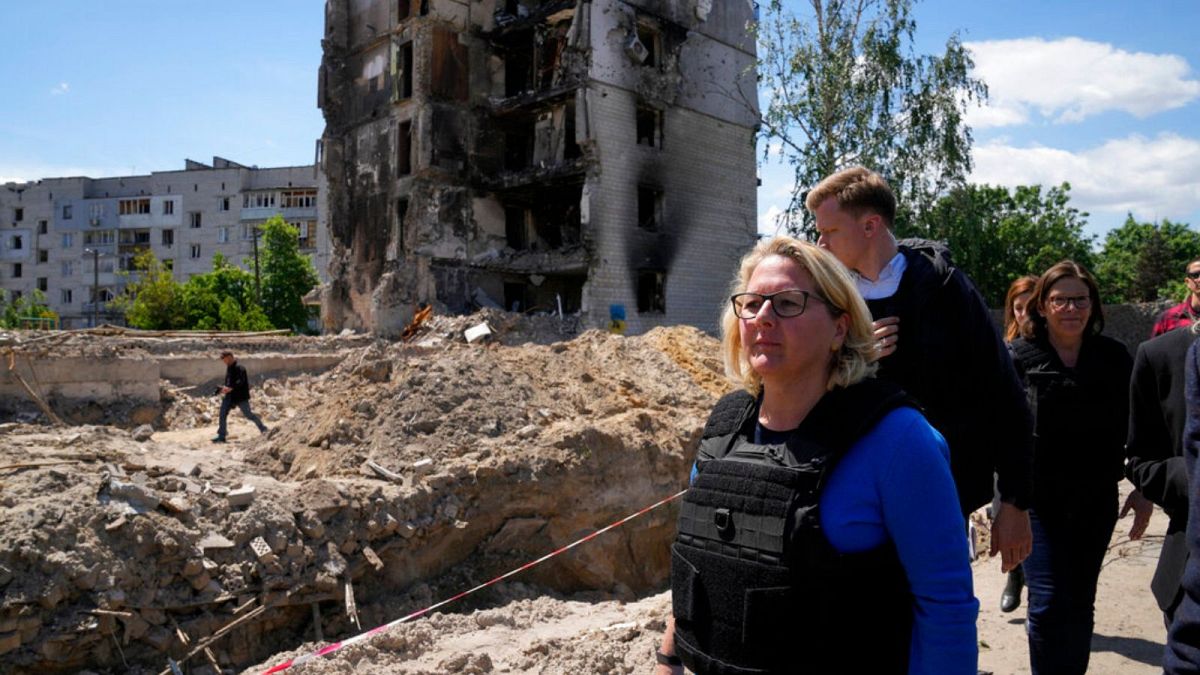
[0,314,727,673]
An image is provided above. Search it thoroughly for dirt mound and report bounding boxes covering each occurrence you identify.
[0,321,727,673]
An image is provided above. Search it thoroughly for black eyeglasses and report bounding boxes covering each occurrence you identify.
[730,290,838,319]
[1187,271,1200,280]
[1046,295,1092,311]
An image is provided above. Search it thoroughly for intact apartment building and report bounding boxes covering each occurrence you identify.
[0,158,329,328]
[319,0,759,335]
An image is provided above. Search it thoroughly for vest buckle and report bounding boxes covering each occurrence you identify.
[714,508,734,539]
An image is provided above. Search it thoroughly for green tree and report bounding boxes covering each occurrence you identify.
[112,249,185,329]
[0,289,58,329]
[757,0,987,236]
[256,215,319,331]
[1094,216,1200,303]
[911,183,1094,306]
[180,253,271,330]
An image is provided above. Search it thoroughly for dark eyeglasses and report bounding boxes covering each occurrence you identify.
[1187,271,1200,280]
[730,290,839,319]
[1046,295,1092,311]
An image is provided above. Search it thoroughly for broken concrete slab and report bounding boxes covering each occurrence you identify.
[226,485,256,507]
[197,533,235,551]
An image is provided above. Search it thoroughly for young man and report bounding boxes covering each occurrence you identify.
[1152,258,1200,337]
[213,351,268,443]
[806,167,1034,572]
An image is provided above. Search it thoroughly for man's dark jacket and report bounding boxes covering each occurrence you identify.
[864,241,1034,514]
[1127,327,1196,614]
[1165,341,1200,672]
[224,361,251,404]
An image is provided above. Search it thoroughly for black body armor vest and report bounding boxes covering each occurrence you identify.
[672,380,916,674]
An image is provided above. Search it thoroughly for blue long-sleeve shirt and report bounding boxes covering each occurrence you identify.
[690,406,978,674]
[821,407,978,674]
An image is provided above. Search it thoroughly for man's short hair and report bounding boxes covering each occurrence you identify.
[805,167,897,227]
[220,351,234,358]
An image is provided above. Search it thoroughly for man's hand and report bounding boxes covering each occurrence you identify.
[220,386,232,395]
[1120,489,1154,540]
[990,502,1032,572]
[871,316,900,361]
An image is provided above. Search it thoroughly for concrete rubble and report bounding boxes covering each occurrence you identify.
[0,313,728,672]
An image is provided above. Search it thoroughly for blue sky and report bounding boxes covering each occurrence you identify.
[759,0,1200,241]
[1,1,1197,242]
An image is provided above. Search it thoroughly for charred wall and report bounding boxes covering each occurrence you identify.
[320,0,756,335]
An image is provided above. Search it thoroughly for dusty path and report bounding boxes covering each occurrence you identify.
[975,484,1171,674]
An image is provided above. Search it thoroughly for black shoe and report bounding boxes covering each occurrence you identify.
[211,436,226,443]
[1000,567,1024,613]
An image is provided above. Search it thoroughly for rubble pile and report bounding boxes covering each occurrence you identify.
[0,321,728,673]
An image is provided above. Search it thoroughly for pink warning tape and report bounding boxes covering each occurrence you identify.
[257,488,688,674]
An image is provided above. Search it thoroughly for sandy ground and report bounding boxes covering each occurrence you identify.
[975,484,1171,675]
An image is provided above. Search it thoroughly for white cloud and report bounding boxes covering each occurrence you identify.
[971,133,1200,222]
[49,82,69,96]
[965,37,1200,127]
[758,204,786,237]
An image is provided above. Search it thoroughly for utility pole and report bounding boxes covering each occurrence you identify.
[86,248,99,328]
[252,225,261,303]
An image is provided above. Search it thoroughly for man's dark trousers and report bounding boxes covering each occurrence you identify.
[217,398,266,439]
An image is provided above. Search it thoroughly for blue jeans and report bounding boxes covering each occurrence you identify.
[217,397,267,439]
[1025,490,1118,675]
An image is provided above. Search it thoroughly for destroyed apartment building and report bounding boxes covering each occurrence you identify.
[318,0,759,335]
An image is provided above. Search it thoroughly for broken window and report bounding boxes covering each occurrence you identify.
[12,263,22,279]
[395,41,414,100]
[537,25,568,90]
[397,0,410,19]
[636,21,661,69]
[189,212,202,228]
[281,190,318,208]
[503,38,533,97]
[13,208,23,222]
[638,186,662,231]
[431,28,469,102]
[190,244,201,259]
[220,197,231,211]
[636,103,662,148]
[119,198,151,215]
[36,277,47,292]
[395,199,409,253]
[637,270,666,313]
[505,129,533,171]
[161,229,174,247]
[564,100,581,159]
[11,235,23,250]
[397,120,413,175]
[38,220,48,234]
[505,206,529,250]
[163,259,173,271]
[503,282,528,313]
[37,249,48,263]
[61,288,72,304]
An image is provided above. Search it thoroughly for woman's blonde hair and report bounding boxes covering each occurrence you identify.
[720,236,878,394]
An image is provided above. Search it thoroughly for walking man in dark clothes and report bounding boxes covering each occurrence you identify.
[806,167,1035,572]
[213,351,268,443]
[1127,326,1197,629]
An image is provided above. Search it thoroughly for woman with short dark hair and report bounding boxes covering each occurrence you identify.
[1010,260,1132,674]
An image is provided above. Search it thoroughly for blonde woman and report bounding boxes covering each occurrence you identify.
[657,237,977,674]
